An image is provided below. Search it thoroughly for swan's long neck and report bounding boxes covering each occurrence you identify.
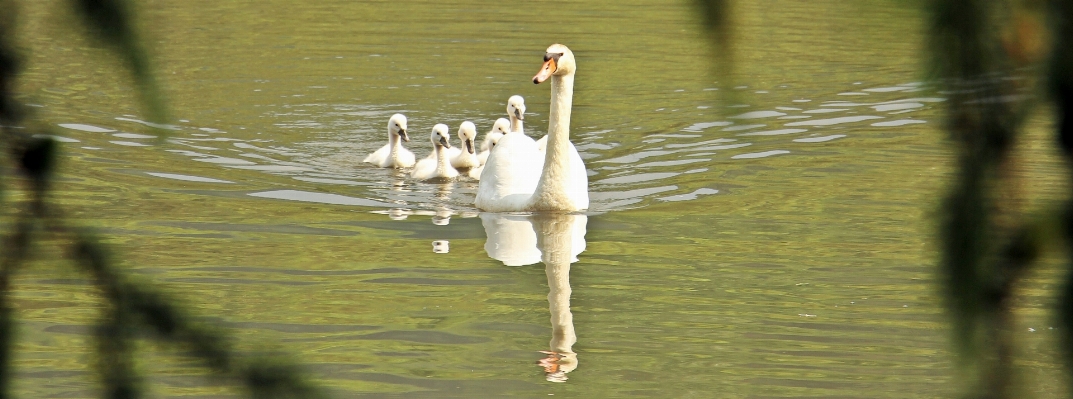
[510,116,524,134]
[435,145,451,175]
[529,73,575,210]
[389,133,402,155]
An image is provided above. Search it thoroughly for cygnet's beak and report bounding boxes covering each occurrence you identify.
[514,109,524,121]
[534,58,556,84]
[439,135,450,148]
[399,129,409,142]
[465,139,474,154]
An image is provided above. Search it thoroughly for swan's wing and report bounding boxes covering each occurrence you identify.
[475,134,543,211]
[566,142,590,210]
[411,153,437,178]
[363,144,390,166]
[535,135,548,152]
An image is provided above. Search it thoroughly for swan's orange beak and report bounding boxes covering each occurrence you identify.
[533,58,556,84]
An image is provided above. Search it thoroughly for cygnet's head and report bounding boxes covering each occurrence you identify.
[457,121,477,154]
[492,118,511,135]
[507,95,525,121]
[389,113,409,142]
[533,44,576,84]
[430,124,451,148]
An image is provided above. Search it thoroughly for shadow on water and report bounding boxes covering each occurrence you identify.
[481,212,586,383]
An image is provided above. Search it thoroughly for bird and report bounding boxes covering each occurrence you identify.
[475,44,589,212]
[478,118,511,166]
[448,121,480,170]
[507,95,526,134]
[411,124,459,180]
[363,113,415,168]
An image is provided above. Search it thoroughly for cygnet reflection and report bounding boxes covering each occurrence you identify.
[432,240,449,253]
[434,182,453,200]
[432,208,452,226]
[388,208,410,220]
[480,212,586,382]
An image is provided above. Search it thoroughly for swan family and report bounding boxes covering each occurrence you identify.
[363,44,589,212]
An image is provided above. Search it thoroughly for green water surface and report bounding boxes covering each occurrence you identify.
[5,0,1069,397]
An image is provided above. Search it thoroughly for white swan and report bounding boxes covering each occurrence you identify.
[363,113,415,168]
[507,95,526,134]
[535,135,548,152]
[478,118,511,165]
[475,44,589,212]
[411,124,459,180]
[448,121,480,170]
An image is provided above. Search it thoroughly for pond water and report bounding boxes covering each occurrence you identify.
[6,0,1070,397]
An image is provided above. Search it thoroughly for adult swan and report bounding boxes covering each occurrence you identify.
[475,44,589,212]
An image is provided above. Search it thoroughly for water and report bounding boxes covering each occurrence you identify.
[7,0,1070,397]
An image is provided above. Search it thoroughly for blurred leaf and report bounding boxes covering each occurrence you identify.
[18,137,55,180]
[693,0,737,108]
[71,0,166,126]
[0,0,22,123]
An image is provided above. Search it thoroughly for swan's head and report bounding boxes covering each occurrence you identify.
[457,121,477,154]
[431,123,451,149]
[389,113,409,142]
[533,44,576,84]
[507,95,526,121]
[491,118,511,136]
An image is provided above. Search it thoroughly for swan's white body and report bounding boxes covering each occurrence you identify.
[448,121,480,170]
[475,45,589,212]
[363,114,415,168]
[412,124,459,180]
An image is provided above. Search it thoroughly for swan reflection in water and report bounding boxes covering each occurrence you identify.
[481,212,586,382]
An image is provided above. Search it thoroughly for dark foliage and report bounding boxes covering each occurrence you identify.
[0,1,326,397]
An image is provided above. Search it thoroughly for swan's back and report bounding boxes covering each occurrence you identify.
[364,144,415,168]
[475,133,544,212]
[564,142,589,210]
[362,145,390,165]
